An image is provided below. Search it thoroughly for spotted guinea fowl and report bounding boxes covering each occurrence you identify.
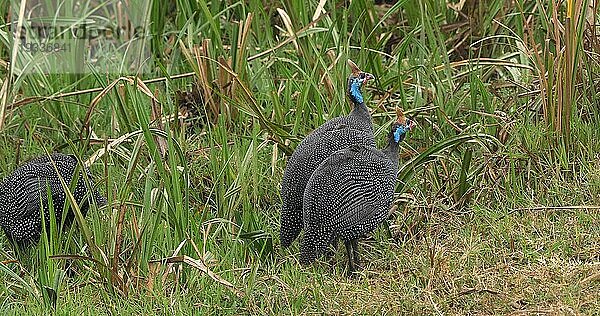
[0,153,107,248]
[280,60,376,248]
[300,108,414,272]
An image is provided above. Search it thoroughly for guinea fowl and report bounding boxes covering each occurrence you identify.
[280,60,376,248]
[0,153,107,249]
[300,108,414,272]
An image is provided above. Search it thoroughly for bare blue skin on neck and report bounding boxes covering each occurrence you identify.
[385,121,411,161]
[394,124,411,142]
[350,79,364,104]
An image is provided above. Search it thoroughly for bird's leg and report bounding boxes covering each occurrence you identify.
[351,239,362,269]
[344,240,355,273]
[325,237,339,269]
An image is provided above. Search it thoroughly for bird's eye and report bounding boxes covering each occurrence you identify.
[358,73,365,79]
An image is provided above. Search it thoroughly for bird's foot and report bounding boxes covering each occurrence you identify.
[346,261,365,277]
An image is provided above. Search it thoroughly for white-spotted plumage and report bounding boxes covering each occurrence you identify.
[280,60,376,248]
[300,119,412,272]
[0,153,107,248]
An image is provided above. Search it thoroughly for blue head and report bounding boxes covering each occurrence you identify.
[391,108,415,143]
[347,59,375,105]
[392,122,412,143]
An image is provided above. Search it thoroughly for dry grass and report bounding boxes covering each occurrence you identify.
[0,0,599,314]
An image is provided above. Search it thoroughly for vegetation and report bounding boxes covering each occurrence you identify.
[0,0,598,314]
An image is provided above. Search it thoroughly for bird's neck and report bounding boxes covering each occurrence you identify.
[349,83,364,104]
[350,100,369,117]
[348,83,370,120]
[383,139,400,162]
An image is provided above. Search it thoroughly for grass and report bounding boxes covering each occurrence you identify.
[0,0,599,314]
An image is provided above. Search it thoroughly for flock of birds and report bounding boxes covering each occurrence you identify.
[281,60,414,272]
[0,60,413,275]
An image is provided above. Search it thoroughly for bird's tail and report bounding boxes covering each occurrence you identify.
[299,228,317,265]
[299,226,332,265]
[280,207,303,248]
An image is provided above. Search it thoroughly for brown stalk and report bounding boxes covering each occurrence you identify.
[112,203,128,294]
[217,56,231,99]
[564,18,572,139]
[217,56,233,120]
[554,3,563,136]
[150,88,167,158]
[195,40,218,121]
[520,0,588,144]
[236,13,253,72]
[0,79,8,130]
